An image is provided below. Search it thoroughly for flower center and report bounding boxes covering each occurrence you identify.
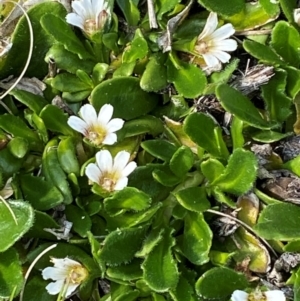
[195,41,209,54]
[86,124,107,146]
[68,265,88,285]
[99,171,121,192]
[248,291,267,301]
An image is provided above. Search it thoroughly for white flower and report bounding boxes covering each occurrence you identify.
[294,8,300,26]
[42,257,88,297]
[85,150,137,192]
[194,12,237,68]
[66,0,110,36]
[231,289,286,301]
[67,104,124,146]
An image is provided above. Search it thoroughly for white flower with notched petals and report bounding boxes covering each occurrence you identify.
[67,104,124,146]
[85,150,137,192]
[66,0,110,36]
[194,12,237,68]
[42,257,88,297]
[231,289,286,301]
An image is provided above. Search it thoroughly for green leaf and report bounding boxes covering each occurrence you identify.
[195,267,248,299]
[294,268,300,301]
[201,158,225,183]
[156,0,179,19]
[182,212,212,265]
[51,73,92,92]
[0,149,24,178]
[167,59,206,98]
[259,0,280,17]
[45,44,95,74]
[0,2,67,79]
[23,276,56,301]
[104,187,152,216]
[65,205,91,238]
[153,166,181,187]
[107,258,143,281]
[279,0,297,23]
[283,155,300,177]
[250,130,292,143]
[254,203,300,240]
[170,275,197,301]
[243,39,283,65]
[99,226,148,265]
[261,69,292,123]
[284,66,300,99]
[141,140,177,162]
[175,187,210,212]
[0,200,34,252]
[170,146,194,178]
[40,13,93,60]
[212,148,258,195]
[142,227,179,292]
[116,0,140,25]
[197,0,245,16]
[140,53,168,92]
[216,84,275,129]
[271,21,300,67]
[123,29,148,63]
[91,77,159,120]
[19,174,64,210]
[0,248,23,298]
[183,112,228,158]
[7,137,28,159]
[10,90,48,114]
[40,104,74,136]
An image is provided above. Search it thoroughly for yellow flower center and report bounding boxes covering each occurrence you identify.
[99,171,121,192]
[248,291,267,301]
[68,265,88,285]
[86,124,107,146]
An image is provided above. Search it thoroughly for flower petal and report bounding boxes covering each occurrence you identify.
[202,52,219,67]
[114,177,128,190]
[102,133,117,145]
[265,290,286,301]
[210,23,235,41]
[45,280,65,295]
[98,104,114,124]
[106,118,125,132]
[231,290,249,301]
[212,39,237,51]
[68,116,88,135]
[113,151,130,171]
[42,267,67,281]
[71,0,87,16]
[198,12,218,41]
[52,258,81,269]
[85,163,102,184]
[122,161,137,177]
[96,150,113,172]
[65,283,79,297]
[80,104,98,124]
[66,13,84,29]
[210,50,231,63]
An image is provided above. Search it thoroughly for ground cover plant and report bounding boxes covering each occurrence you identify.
[1,0,300,300]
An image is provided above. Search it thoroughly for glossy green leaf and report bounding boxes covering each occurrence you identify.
[216,84,275,129]
[279,0,297,23]
[7,137,28,158]
[167,59,206,98]
[271,21,300,67]
[261,70,292,123]
[254,203,300,240]
[197,0,245,16]
[0,2,66,79]
[10,90,48,114]
[195,267,248,299]
[175,187,210,212]
[141,140,177,162]
[116,0,140,25]
[41,13,93,60]
[51,73,92,92]
[259,0,280,16]
[99,226,148,265]
[231,117,244,149]
[250,130,292,143]
[294,267,300,301]
[243,39,283,65]
[40,104,74,136]
[200,158,225,183]
[0,248,23,298]
[123,29,148,63]
[170,146,194,178]
[0,200,34,252]
[65,204,91,238]
[156,0,179,19]
[104,187,152,216]
[91,77,159,120]
[140,54,168,92]
[142,227,179,292]
[19,174,64,210]
[283,155,300,177]
[170,275,197,301]
[153,166,181,187]
[212,148,258,195]
[284,66,300,99]
[182,212,212,265]
[0,149,24,177]
[107,258,143,281]
[183,112,228,158]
